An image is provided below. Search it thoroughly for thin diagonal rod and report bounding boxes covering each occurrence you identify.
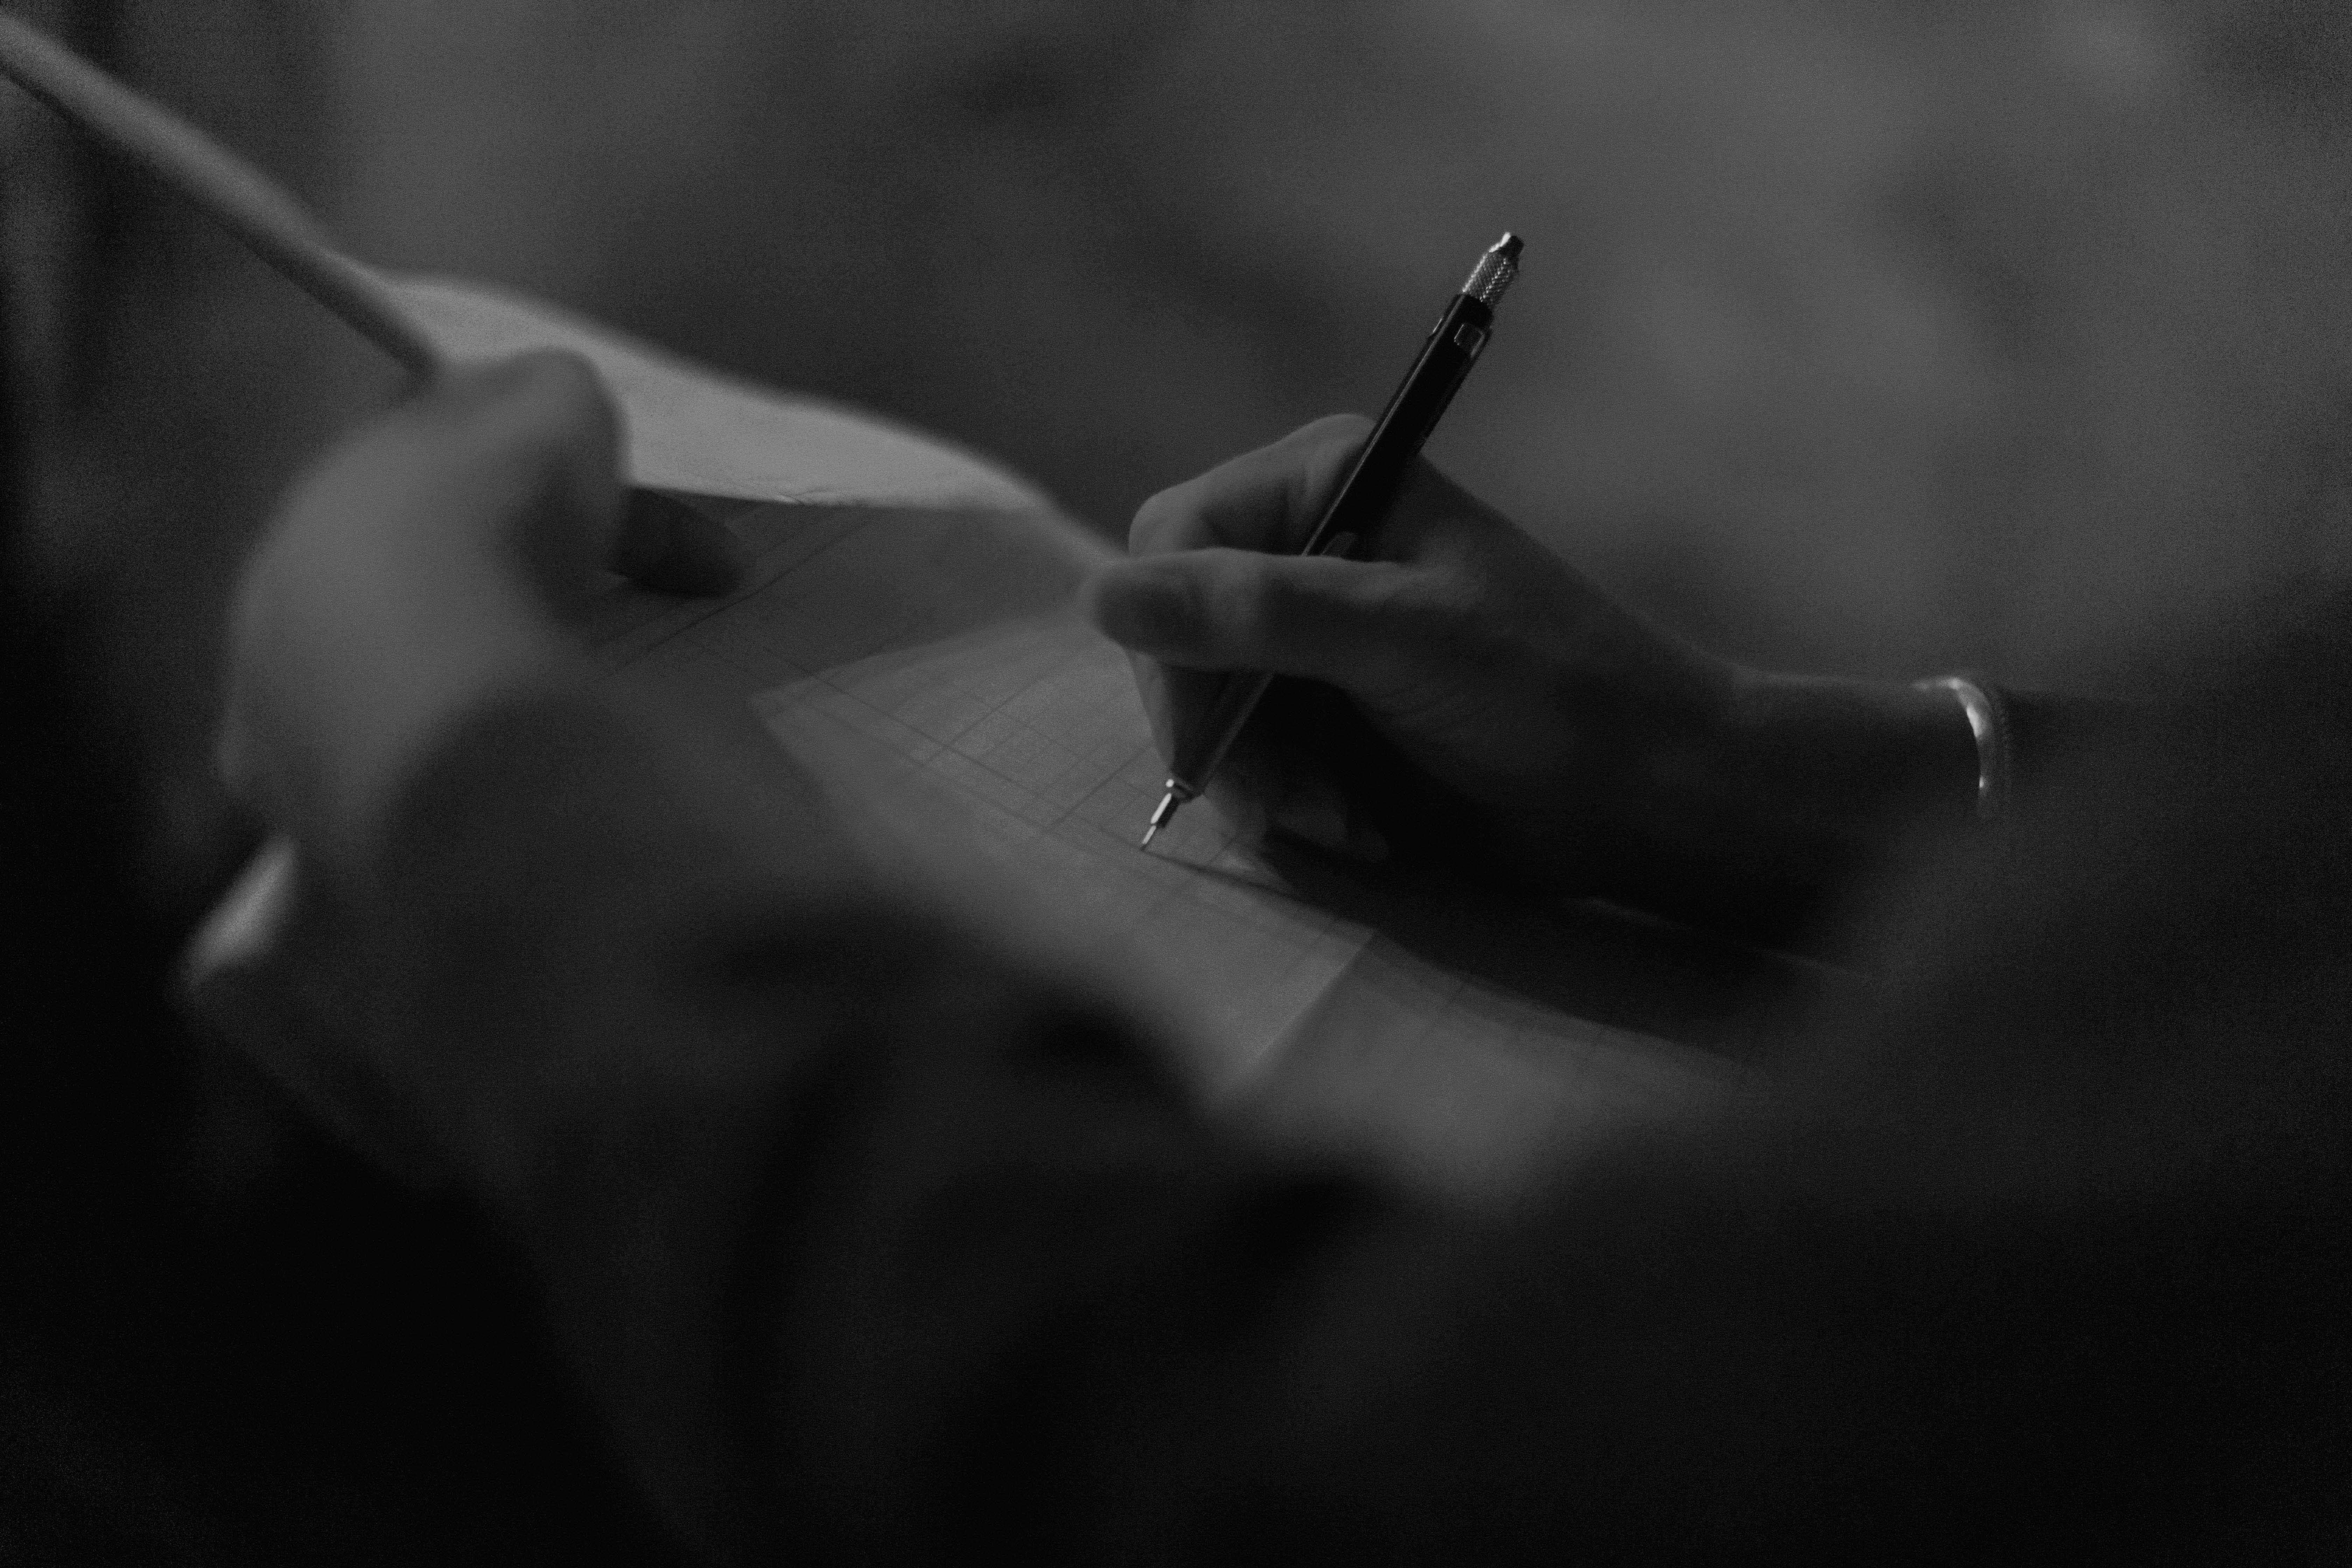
[0,13,444,378]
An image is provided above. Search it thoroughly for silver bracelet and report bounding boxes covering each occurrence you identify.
[1914,674,2010,821]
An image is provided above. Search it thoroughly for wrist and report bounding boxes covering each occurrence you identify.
[1712,667,1980,838]
[1600,666,1980,937]
[1910,674,2011,822]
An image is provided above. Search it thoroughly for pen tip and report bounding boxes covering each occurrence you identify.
[1141,786,1180,850]
[1492,231,1523,261]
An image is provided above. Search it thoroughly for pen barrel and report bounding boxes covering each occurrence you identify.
[1169,282,1503,800]
[1170,668,1276,798]
[1300,291,1494,556]
[1162,275,1505,804]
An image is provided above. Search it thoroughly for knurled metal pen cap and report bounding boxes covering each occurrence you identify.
[1462,232,1523,308]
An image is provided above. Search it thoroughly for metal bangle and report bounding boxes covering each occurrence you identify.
[1914,674,2010,821]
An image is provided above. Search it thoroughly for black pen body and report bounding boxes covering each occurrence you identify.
[1300,289,1495,558]
[1168,295,1497,794]
[1146,233,1522,834]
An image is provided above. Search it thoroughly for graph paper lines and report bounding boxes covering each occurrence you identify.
[587,500,1749,1197]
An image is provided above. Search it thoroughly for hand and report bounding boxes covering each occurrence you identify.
[218,350,742,878]
[1083,416,1981,936]
[1083,415,1735,892]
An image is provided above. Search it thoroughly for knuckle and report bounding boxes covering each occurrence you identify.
[1246,560,1315,635]
[1385,568,1493,663]
[1294,412,1373,449]
[1287,419,1375,523]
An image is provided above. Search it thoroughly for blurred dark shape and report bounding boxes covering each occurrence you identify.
[4,4,2351,1555]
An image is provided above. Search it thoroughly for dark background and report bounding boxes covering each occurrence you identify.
[15,4,2352,927]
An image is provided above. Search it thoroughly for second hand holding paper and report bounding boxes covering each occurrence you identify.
[1,15,1757,1204]
[0,13,1063,546]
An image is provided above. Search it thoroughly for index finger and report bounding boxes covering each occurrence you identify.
[1128,414,1371,558]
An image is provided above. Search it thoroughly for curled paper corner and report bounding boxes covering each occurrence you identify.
[384,273,1061,518]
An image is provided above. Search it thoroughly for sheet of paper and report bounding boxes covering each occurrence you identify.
[587,498,1770,1203]
[172,262,1788,1204]
[390,274,1053,513]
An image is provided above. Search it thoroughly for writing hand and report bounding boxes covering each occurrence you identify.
[1084,416,1979,938]
[1082,415,1730,887]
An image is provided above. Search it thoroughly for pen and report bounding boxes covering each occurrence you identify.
[1141,231,1524,849]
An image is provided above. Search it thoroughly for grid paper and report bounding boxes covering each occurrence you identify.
[586,499,1751,1203]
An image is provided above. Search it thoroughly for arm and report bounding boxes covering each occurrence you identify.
[1082,417,2155,948]
[1630,672,2151,941]
[219,362,2351,1563]
[355,666,2352,1566]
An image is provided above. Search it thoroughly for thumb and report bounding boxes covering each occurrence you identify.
[1083,547,1424,693]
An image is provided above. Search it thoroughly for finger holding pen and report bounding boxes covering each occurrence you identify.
[1128,235,1523,846]
[1083,416,1400,856]
[1085,419,1702,881]
[1095,428,1437,695]
[1087,232,2004,943]
[1086,419,1469,751]
[1086,405,1991,950]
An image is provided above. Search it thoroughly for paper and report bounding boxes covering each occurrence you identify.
[586,497,1771,1203]
[388,274,1052,514]
[186,278,1793,1206]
